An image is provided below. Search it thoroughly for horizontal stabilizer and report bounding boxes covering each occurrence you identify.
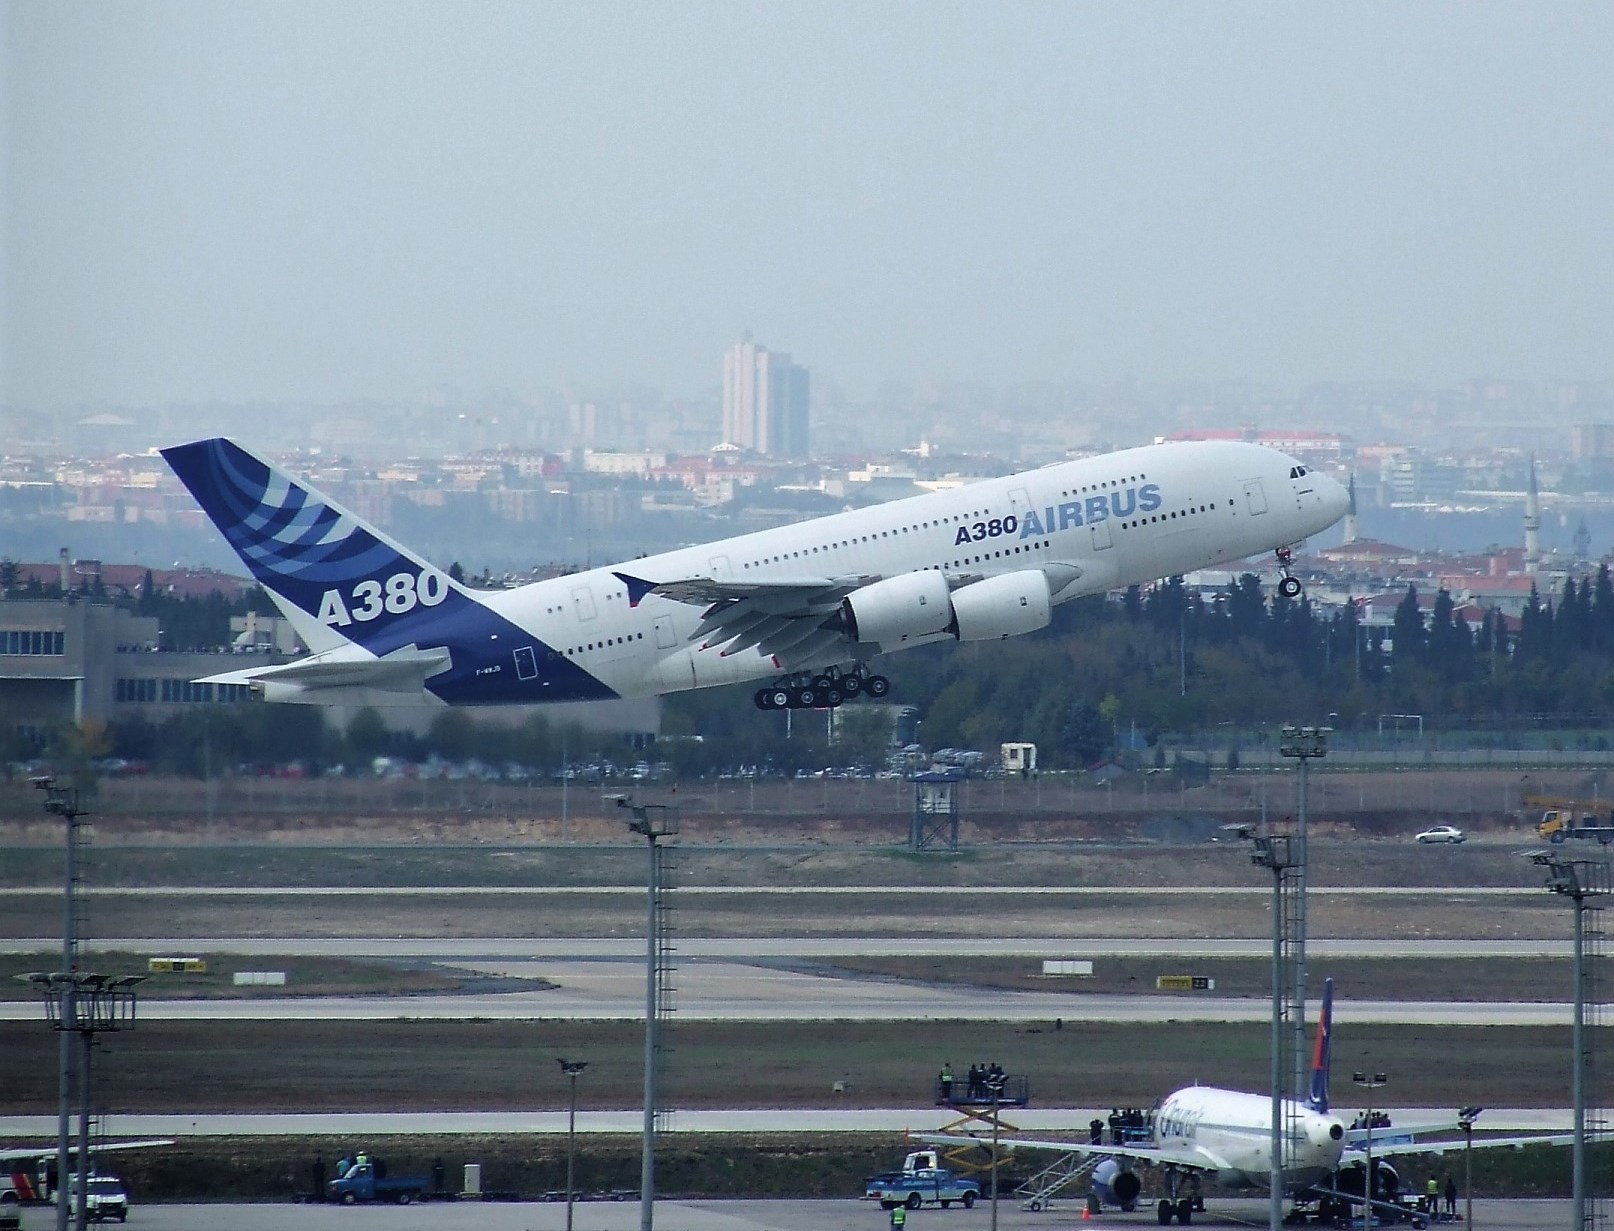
[199,646,451,693]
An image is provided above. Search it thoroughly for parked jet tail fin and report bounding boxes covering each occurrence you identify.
[161,438,464,658]
[1308,977,1334,1113]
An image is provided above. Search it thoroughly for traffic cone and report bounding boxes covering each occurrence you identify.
[1081,1207,1092,1220]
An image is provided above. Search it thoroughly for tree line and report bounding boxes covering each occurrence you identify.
[11,565,1614,778]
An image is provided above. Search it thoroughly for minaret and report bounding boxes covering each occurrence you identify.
[1523,454,1541,575]
[1342,473,1359,545]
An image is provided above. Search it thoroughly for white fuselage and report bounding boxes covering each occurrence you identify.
[473,440,1346,699]
[1154,1085,1347,1191]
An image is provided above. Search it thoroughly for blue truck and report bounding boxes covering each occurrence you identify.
[864,1151,981,1210]
[326,1163,433,1205]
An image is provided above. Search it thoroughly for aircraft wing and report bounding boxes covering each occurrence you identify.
[908,1132,1231,1175]
[1351,1133,1574,1161]
[0,1139,175,1161]
[615,570,878,666]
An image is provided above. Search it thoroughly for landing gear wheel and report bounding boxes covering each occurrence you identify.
[865,674,891,698]
[1158,1197,1175,1224]
[795,686,817,708]
[1086,1195,1101,1216]
[1278,575,1303,599]
[839,673,863,696]
[767,688,791,710]
[811,674,835,692]
[823,687,843,707]
[1175,1197,1193,1224]
[754,688,775,710]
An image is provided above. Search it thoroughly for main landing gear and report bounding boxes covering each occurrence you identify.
[1275,545,1304,599]
[753,666,890,710]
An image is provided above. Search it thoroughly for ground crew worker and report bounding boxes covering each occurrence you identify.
[1425,1175,1439,1214]
[890,1203,907,1228]
[1444,1175,1457,1217]
[939,1063,954,1102]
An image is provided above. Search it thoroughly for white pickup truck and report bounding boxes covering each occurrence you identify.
[864,1151,981,1211]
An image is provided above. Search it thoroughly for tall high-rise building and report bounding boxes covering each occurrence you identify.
[722,335,809,457]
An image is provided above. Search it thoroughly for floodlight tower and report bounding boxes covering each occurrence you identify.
[557,1059,588,1231]
[1229,824,1301,1231]
[616,796,679,1231]
[1277,724,1327,1098]
[33,775,87,1231]
[1529,850,1612,1231]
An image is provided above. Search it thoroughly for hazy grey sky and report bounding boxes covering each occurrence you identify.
[3,2,1611,411]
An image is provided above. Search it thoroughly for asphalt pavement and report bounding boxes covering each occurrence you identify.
[0,1197,1575,1231]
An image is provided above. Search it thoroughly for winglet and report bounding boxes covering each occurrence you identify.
[1308,977,1334,1113]
[613,572,658,608]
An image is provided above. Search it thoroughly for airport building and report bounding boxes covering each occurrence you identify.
[0,597,264,742]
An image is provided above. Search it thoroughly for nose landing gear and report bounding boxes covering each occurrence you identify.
[1275,545,1304,599]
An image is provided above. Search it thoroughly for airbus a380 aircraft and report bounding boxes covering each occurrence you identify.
[162,437,1348,709]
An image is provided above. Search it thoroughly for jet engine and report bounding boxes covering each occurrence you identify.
[1091,1158,1141,1211]
[948,570,1052,641]
[839,571,954,645]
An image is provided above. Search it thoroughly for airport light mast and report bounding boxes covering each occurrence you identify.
[1352,1071,1388,1231]
[616,796,678,1231]
[1529,850,1611,1231]
[1277,724,1326,1099]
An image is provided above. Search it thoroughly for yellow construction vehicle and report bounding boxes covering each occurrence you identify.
[1525,794,1614,844]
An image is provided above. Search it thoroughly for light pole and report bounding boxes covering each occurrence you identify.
[615,795,678,1231]
[1278,725,1327,1099]
[557,1059,588,1231]
[1230,824,1300,1231]
[1527,851,1611,1231]
[1458,1105,1482,1227]
[1352,1070,1387,1231]
[32,775,85,1231]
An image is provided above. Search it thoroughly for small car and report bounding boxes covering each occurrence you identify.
[1415,824,1466,844]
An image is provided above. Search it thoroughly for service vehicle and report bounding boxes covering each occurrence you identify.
[1414,824,1465,844]
[326,1162,432,1205]
[65,1175,128,1222]
[864,1151,981,1210]
[1535,806,1614,845]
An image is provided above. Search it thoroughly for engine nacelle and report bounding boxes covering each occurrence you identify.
[948,570,1053,641]
[840,570,954,646]
[1091,1158,1141,1211]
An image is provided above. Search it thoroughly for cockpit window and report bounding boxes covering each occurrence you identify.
[1289,466,1309,479]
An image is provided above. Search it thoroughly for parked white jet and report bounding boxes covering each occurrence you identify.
[918,980,1568,1226]
[162,437,1348,709]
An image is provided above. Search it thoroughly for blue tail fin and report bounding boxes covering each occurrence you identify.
[162,438,459,657]
[1307,977,1334,1112]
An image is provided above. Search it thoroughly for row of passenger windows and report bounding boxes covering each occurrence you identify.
[740,507,1006,570]
[115,679,252,703]
[1119,501,1225,531]
[559,631,645,657]
[1060,473,1147,497]
[1,630,65,655]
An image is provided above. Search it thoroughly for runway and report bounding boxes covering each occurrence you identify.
[0,958,1575,1024]
[0,936,1576,958]
[0,884,1540,897]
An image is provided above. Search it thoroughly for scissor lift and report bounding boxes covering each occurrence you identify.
[926,1074,1029,1178]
